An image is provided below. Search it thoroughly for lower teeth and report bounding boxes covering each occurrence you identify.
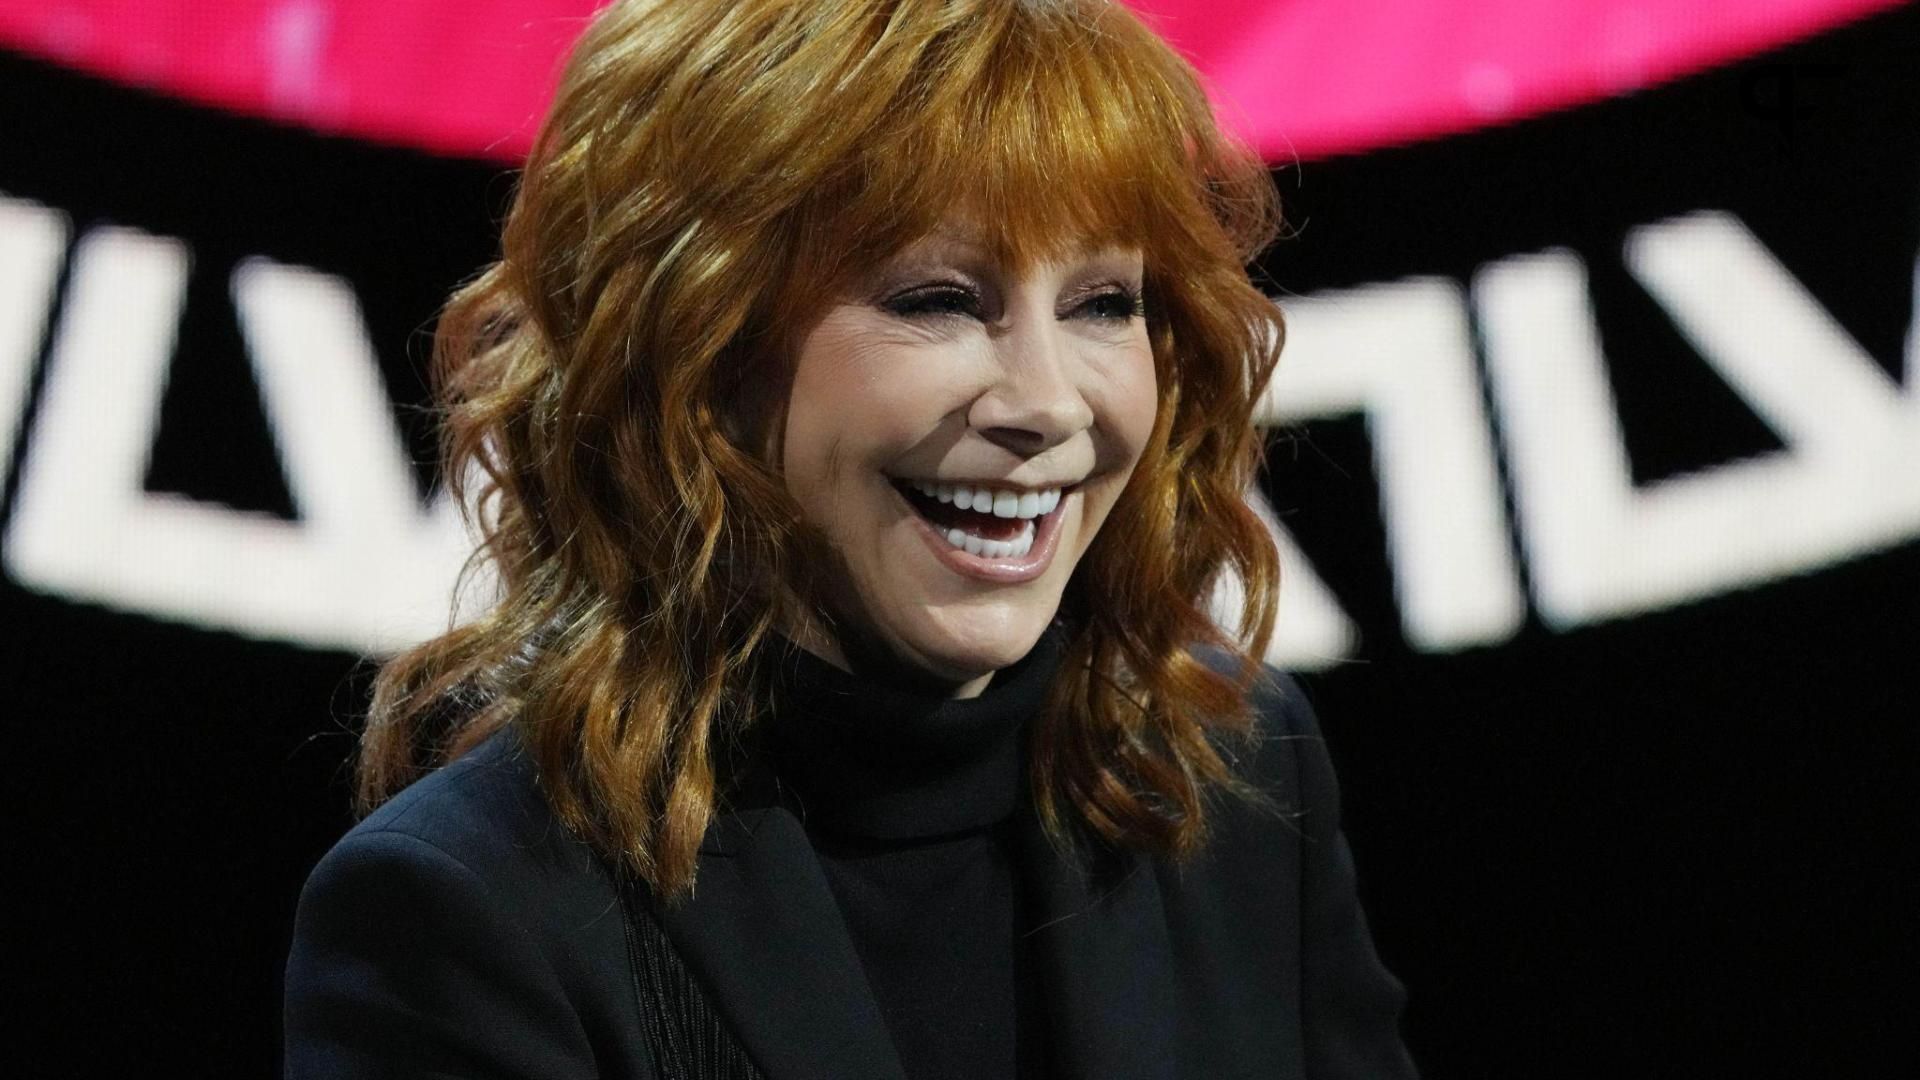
[944,519,1036,559]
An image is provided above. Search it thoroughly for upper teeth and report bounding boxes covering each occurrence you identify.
[906,480,1062,519]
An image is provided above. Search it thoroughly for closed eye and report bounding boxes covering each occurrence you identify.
[883,282,985,321]
[1065,285,1146,323]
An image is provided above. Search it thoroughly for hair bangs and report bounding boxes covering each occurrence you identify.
[794,0,1229,288]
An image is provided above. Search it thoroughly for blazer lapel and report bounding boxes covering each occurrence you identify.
[654,803,908,1080]
[1019,815,1180,1080]
[649,761,1185,1080]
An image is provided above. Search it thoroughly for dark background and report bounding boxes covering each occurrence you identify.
[2,4,1915,1076]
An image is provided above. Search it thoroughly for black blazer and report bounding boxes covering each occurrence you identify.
[284,669,1418,1079]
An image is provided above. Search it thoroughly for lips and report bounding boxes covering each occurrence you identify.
[887,479,1073,584]
[894,483,1031,541]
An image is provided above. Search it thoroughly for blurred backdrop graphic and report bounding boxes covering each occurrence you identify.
[1,1,1915,1076]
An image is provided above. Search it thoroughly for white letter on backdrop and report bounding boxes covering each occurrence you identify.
[1474,210,1920,628]
[4,232,480,652]
[0,193,70,482]
[1259,278,1524,655]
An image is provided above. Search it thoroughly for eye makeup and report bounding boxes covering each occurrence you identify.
[881,280,987,320]
[1058,280,1146,322]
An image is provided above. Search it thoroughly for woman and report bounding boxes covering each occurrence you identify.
[285,1,1418,1077]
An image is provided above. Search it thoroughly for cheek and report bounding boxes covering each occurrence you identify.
[1099,340,1161,465]
[779,380,839,501]
[782,318,977,496]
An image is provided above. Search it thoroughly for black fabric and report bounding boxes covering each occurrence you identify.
[762,626,1067,1079]
[284,657,1420,1080]
[621,885,765,1080]
[761,625,1062,839]
[807,825,1039,1080]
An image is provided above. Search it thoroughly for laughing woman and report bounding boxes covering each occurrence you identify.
[283,1,1418,1077]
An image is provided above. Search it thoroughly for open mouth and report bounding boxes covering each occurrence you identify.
[890,479,1071,560]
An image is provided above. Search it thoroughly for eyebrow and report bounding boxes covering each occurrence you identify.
[896,231,1143,270]
[900,230,991,261]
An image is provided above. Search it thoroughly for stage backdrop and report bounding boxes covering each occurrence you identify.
[2,1,1914,1076]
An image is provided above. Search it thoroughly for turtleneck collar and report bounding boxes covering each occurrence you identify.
[761,622,1069,841]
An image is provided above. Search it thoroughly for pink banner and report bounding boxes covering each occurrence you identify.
[1125,0,1907,159]
[0,0,1904,162]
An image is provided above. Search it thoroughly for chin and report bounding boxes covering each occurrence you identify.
[793,549,1054,692]
[915,637,1037,683]
[872,606,1057,686]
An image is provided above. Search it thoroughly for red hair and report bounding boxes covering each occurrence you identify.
[358,0,1285,898]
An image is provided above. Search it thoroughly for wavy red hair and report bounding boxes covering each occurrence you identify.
[358,0,1286,898]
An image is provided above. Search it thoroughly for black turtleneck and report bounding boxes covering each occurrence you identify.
[762,625,1066,1080]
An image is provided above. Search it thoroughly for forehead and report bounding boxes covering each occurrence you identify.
[882,224,1145,272]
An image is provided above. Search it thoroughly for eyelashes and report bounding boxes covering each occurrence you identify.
[883,282,985,320]
[1077,284,1148,322]
[881,280,1146,324]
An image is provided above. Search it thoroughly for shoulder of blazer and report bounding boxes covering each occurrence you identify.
[354,725,609,895]
[1186,646,1330,823]
[340,725,637,997]
[345,727,777,1079]
[1135,652,1419,1080]
[289,725,663,1078]
[1153,651,1351,953]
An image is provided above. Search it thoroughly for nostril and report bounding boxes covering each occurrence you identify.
[978,426,1051,455]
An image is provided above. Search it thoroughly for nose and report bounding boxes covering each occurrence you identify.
[967,314,1096,456]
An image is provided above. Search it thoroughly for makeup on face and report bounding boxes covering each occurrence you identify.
[780,227,1158,695]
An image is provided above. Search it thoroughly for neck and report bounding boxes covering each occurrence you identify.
[760,618,1069,840]
[777,615,998,699]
